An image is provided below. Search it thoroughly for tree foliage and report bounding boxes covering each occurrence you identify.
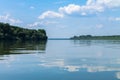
[0,22,47,40]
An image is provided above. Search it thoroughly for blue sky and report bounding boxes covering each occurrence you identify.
[0,0,120,38]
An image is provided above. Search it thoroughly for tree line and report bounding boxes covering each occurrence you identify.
[0,22,47,41]
[70,35,120,40]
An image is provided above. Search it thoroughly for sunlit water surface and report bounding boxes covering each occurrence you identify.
[0,40,120,80]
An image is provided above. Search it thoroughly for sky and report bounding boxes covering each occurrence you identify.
[0,0,120,38]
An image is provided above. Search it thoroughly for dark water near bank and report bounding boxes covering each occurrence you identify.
[1,40,120,80]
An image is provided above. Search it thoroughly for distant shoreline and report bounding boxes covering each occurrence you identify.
[48,38,69,40]
[70,35,120,40]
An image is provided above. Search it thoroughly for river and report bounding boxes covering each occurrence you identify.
[0,40,120,80]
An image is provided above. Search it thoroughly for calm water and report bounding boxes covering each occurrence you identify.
[1,40,120,80]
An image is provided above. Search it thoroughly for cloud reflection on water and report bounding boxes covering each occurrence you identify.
[116,72,120,79]
[1,40,120,79]
[38,58,120,73]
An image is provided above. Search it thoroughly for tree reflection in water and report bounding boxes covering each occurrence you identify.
[0,40,47,56]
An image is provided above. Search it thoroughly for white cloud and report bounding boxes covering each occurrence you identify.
[59,4,81,14]
[59,3,104,15]
[102,0,120,8]
[27,22,43,27]
[0,14,22,25]
[30,6,35,9]
[39,0,120,19]
[87,0,120,8]
[39,11,64,19]
[96,24,103,29]
[86,0,95,5]
[116,17,120,21]
[81,12,87,16]
[27,21,58,27]
[109,17,120,21]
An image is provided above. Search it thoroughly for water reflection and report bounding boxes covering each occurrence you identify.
[39,59,80,72]
[72,40,92,46]
[1,40,120,80]
[0,40,47,56]
[116,72,120,79]
[37,40,120,80]
[72,40,120,46]
[38,58,120,73]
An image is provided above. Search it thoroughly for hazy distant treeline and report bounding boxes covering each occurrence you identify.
[70,35,120,40]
